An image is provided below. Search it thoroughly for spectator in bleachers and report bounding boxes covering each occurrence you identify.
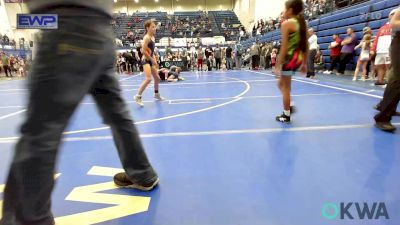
[353,34,372,81]
[239,26,246,41]
[324,33,342,74]
[307,28,318,78]
[371,10,396,86]
[338,27,357,75]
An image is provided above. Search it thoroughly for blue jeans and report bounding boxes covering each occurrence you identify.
[226,57,233,70]
[0,7,157,225]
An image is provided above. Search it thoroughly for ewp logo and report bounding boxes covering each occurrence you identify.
[17,14,58,29]
[322,202,389,220]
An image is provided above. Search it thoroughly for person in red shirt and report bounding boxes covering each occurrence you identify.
[370,10,396,86]
[323,33,342,74]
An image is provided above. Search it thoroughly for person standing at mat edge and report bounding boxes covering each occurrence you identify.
[274,0,309,123]
[374,7,400,132]
[134,20,165,107]
[307,28,318,79]
[0,2,159,225]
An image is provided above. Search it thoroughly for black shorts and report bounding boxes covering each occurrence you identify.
[158,71,166,81]
[141,59,153,66]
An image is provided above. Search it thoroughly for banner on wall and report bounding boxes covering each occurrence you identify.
[160,36,226,47]
[173,38,187,47]
[160,61,188,71]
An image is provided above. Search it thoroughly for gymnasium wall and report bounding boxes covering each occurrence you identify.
[234,0,254,31]
[254,0,285,22]
[234,0,286,31]
[1,2,36,44]
[113,0,234,14]
[0,0,13,36]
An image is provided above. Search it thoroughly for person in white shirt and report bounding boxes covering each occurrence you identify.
[371,9,397,85]
[307,28,318,78]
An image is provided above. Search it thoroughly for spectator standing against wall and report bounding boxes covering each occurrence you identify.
[2,34,9,46]
[234,43,243,69]
[352,34,372,81]
[307,28,318,78]
[260,43,267,69]
[226,45,233,70]
[19,38,25,50]
[1,52,12,78]
[265,43,273,69]
[371,10,396,86]
[205,45,213,69]
[338,27,357,75]
[255,41,261,68]
[214,44,222,70]
[197,47,205,71]
[324,33,342,74]
[250,42,260,70]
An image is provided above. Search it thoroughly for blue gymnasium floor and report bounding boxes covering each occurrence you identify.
[0,70,399,225]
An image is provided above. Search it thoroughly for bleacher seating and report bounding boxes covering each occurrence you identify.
[209,10,242,41]
[241,0,399,71]
[113,12,167,45]
[170,11,214,38]
[113,10,244,46]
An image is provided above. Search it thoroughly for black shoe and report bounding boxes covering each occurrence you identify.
[375,122,396,132]
[290,105,296,114]
[276,113,290,123]
[113,172,159,191]
[374,82,386,86]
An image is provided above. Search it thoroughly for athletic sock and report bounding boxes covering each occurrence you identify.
[283,110,291,117]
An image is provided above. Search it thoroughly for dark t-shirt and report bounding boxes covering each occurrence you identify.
[226,47,233,58]
[205,48,213,58]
